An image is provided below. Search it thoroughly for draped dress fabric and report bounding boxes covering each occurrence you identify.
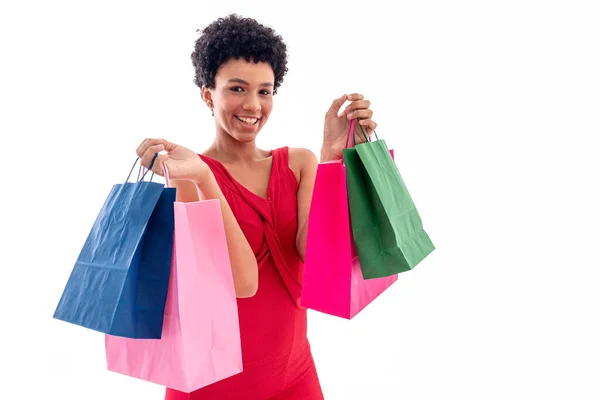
[164,147,324,400]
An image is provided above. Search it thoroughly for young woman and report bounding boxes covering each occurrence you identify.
[136,14,377,400]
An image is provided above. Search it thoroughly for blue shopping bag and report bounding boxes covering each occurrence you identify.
[53,155,176,338]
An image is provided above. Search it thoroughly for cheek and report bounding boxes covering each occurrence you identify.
[219,95,242,113]
[262,98,273,116]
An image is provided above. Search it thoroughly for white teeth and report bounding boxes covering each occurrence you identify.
[236,116,258,125]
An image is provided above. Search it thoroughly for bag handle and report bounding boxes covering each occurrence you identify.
[357,119,379,142]
[344,118,379,149]
[125,153,158,183]
[161,160,171,188]
[344,119,357,149]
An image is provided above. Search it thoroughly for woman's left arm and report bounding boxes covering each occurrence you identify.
[294,92,377,261]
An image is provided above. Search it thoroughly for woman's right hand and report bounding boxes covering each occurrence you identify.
[135,138,211,182]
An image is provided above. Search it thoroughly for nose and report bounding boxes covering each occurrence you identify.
[242,94,262,113]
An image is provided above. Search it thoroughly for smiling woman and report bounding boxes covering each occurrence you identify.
[134,12,379,400]
[203,62,276,139]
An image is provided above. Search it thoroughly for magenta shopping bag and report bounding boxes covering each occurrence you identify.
[105,191,243,392]
[301,157,398,319]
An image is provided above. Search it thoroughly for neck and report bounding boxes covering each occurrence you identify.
[206,124,268,165]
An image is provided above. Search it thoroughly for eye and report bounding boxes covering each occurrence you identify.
[230,86,244,92]
[260,90,272,96]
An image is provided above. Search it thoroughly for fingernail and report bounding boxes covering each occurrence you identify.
[347,112,353,119]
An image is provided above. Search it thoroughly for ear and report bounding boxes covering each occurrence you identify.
[201,86,213,107]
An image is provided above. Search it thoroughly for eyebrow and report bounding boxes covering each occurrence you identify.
[227,78,274,87]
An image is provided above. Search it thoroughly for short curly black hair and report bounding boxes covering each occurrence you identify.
[191,14,288,94]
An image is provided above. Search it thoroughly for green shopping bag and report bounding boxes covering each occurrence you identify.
[343,120,435,279]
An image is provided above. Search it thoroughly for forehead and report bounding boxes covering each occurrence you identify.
[215,58,275,85]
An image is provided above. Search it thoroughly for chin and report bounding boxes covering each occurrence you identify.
[235,133,259,143]
[231,120,265,141]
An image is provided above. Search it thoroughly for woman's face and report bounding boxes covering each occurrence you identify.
[205,58,275,143]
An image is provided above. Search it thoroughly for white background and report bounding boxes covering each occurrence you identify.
[1,0,599,399]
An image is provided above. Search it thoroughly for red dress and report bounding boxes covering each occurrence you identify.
[164,147,324,400]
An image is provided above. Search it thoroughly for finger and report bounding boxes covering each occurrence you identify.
[146,153,170,177]
[152,154,169,176]
[359,118,378,135]
[347,109,373,120]
[140,143,165,170]
[345,100,371,113]
[347,93,364,101]
[135,139,148,158]
[136,138,164,158]
[326,94,348,117]
[353,119,378,142]
[161,139,178,152]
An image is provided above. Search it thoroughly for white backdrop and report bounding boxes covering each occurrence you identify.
[1,0,599,399]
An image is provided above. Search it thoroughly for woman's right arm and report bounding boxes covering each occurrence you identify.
[172,175,259,298]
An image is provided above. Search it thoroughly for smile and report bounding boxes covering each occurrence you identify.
[235,116,259,125]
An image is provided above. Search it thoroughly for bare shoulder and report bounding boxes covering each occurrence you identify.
[287,147,318,182]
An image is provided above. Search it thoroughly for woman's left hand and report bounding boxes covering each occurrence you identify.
[321,93,378,161]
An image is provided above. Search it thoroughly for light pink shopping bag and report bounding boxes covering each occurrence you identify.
[105,171,242,392]
[301,154,398,319]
